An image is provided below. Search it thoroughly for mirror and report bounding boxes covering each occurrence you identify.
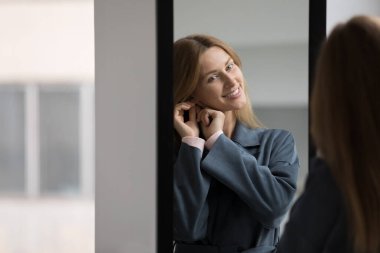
[174,0,309,236]
[174,0,309,191]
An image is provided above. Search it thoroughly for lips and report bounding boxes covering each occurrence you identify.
[223,87,241,98]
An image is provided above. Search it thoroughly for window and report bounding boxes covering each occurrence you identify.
[0,1,94,252]
[0,85,25,193]
[0,84,94,197]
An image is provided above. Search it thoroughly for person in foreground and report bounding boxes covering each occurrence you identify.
[172,34,299,253]
[277,15,380,253]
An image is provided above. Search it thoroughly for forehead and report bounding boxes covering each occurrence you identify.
[199,47,230,73]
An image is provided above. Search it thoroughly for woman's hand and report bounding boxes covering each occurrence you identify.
[173,102,200,138]
[197,108,225,140]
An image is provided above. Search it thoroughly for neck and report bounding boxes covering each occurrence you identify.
[223,111,237,138]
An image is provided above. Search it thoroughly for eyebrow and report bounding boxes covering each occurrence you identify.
[202,57,232,77]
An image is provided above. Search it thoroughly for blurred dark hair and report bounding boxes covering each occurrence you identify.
[311,16,380,253]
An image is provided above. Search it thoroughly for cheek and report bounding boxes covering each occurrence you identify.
[192,87,209,105]
[193,82,225,103]
[236,70,244,81]
[195,86,213,98]
[195,88,219,106]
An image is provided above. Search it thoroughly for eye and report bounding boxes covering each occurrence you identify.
[207,74,219,83]
[226,62,234,72]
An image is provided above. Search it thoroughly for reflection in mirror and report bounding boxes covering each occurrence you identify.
[173,0,308,251]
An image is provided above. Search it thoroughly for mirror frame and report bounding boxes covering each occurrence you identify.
[156,0,326,252]
[156,1,174,252]
[309,0,326,161]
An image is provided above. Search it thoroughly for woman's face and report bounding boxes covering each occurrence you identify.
[192,46,247,111]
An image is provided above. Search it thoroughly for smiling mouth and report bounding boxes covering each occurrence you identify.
[223,87,241,98]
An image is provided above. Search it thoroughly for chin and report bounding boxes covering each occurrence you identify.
[226,102,246,111]
[234,98,247,109]
[214,98,247,111]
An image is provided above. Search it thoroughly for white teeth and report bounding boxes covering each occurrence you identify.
[226,88,239,98]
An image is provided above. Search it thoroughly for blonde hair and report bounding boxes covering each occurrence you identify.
[173,34,262,130]
[311,16,380,253]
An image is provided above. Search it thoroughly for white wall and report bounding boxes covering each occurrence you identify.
[327,0,380,35]
[95,1,156,252]
[174,0,308,47]
[236,43,308,107]
[0,1,94,83]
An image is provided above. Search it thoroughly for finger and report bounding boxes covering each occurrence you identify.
[176,101,195,109]
[174,104,188,123]
[182,101,195,107]
[175,103,190,112]
[200,111,210,126]
[174,104,194,121]
[174,108,183,119]
[197,109,205,123]
[199,108,213,120]
[203,108,223,120]
[208,111,219,120]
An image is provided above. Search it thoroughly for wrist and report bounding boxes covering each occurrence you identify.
[182,136,205,152]
[205,130,223,150]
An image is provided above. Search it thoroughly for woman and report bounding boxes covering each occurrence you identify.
[277,16,380,253]
[173,34,299,253]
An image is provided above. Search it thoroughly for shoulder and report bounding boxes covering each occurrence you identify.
[260,128,293,140]
[236,122,292,141]
[278,157,350,252]
[306,157,340,194]
[233,122,296,151]
[295,157,343,213]
[254,128,295,148]
[308,157,331,178]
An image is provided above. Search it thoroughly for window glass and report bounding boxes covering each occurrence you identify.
[0,85,25,193]
[39,86,80,195]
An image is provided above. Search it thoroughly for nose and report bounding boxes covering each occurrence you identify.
[223,72,236,88]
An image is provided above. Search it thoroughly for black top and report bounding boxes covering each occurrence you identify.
[277,157,353,253]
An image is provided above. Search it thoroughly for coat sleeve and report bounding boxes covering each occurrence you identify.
[201,130,299,228]
[173,143,211,241]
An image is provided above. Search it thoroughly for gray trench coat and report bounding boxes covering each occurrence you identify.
[174,121,299,253]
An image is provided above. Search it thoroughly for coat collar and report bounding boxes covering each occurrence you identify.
[231,121,261,147]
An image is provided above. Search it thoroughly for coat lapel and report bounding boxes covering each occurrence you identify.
[231,121,261,148]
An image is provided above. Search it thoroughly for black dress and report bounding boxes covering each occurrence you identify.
[277,157,353,253]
